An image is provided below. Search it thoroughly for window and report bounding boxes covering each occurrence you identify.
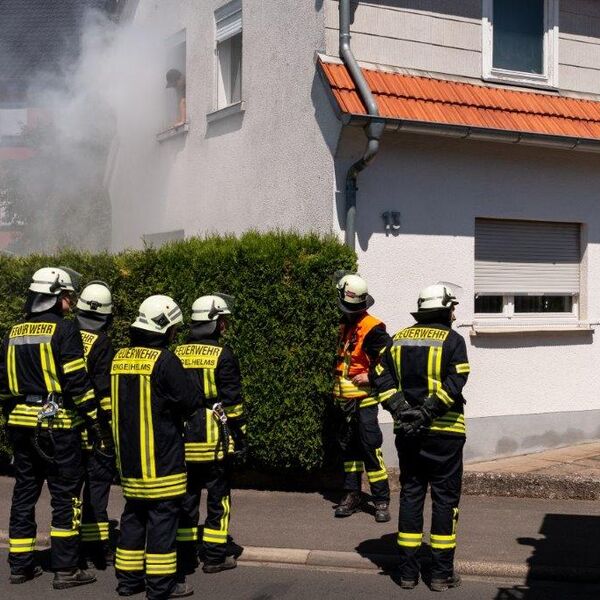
[474,219,581,323]
[482,0,559,88]
[215,0,242,110]
[164,30,187,131]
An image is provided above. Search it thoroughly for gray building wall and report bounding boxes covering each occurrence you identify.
[110,0,341,249]
[334,129,600,466]
[324,0,600,97]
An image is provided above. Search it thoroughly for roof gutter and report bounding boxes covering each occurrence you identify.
[343,113,600,153]
[339,0,385,250]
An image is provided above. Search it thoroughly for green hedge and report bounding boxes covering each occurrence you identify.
[0,232,355,473]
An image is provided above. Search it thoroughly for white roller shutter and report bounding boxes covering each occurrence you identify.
[475,219,581,295]
[216,0,242,43]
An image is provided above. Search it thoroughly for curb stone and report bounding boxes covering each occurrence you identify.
[2,533,597,584]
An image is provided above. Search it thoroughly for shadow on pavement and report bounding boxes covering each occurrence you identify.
[496,514,600,600]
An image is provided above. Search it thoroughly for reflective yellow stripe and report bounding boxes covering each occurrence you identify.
[397,532,423,548]
[378,388,396,403]
[344,460,363,473]
[367,448,388,482]
[73,388,94,406]
[99,396,111,411]
[140,375,156,480]
[430,411,466,435]
[9,537,36,553]
[176,528,198,542]
[455,363,470,374]
[430,533,456,549]
[63,358,86,374]
[146,552,177,575]
[51,528,79,538]
[333,376,370,400]
[220,495,230,536]
[436,388,454,408]
[7,404,83,429]
[427,346,442,396]
[112,374,121,467]
[391,344,402,390]
[115,547,144,571]
[40,342,61,393]
[224,403,243,418]
[203,527,228,544]
[7,345,19,394]
[81,522,110,541]
[359,396,381,408]
[121,473,186,499]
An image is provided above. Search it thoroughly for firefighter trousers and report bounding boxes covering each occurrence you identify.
[8,427,84,573]
[177,462,231,572]
[115,497,181,600]
[81,448,115,555]
[395,434,465,581]
[342,404,390,502]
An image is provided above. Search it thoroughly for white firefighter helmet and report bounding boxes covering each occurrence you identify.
[29,267,75,295]
[76,281,113,315]
[336,274,374,314]
[131,295,182,334]
[191,294,232,322]
[415,284,459,312]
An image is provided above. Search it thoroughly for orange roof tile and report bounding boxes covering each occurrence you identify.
[320,60,600,141]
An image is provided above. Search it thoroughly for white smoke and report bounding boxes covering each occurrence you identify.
[1,9,165,254]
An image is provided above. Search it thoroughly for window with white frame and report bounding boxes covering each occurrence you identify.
[482,0,559,88]
[215,0,242,110]
[474,219,581,321]
[164,29,187,130]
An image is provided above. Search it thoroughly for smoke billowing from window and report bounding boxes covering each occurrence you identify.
[0,9,165,254]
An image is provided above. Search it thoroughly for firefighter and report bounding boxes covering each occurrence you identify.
[333,274,391,522]
[176,294,246,575]
[374,284,469,592]
[76,281,116,568]
[0,267,109,589]
[113,295,198,599]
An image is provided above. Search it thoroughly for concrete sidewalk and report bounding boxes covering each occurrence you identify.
[463,441,600,500]
[0,475,598,583]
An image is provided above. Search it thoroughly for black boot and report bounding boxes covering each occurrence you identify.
[52,568,96,589]
[374,501,391,523]
[430,573,461,592]
[400,577,418,590]
[9,565,43,584]
[334,491,361,518]
[202,555,237,574]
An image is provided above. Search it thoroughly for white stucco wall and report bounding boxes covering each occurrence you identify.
[110,0,341,250]
[335,129,600,459]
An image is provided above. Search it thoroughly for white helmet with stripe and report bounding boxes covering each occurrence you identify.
[77,281,113,315]
[416,284,459,312]
[191,294,232,322]
[29,267,75,295]
[131,295,182,333]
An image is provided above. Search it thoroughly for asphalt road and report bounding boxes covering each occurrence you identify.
[0,553,599,600]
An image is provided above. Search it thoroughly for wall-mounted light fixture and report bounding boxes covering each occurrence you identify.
[382,211,401,235]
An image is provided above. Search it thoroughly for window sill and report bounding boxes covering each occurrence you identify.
[206,101,245,124]
[156,122,189,142]
[465,321,594,335]
[482,72,558,93]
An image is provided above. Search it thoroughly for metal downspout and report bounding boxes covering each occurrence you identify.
[339,0,384,250]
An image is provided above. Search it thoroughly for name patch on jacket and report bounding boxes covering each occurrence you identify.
[9,322,56,345]
[80,331,99,358]
[111,347,161,375]
[394,327,449,344]
[175,344,223,369]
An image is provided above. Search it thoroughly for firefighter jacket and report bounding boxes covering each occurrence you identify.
[80,328,114,450]
[175,335,244,463]
[111,341,198,500]
[0,311,98,430]
[333,313,391,408]
[375,322,470,437]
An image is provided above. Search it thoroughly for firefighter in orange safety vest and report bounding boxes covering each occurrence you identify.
[333,274,391,523]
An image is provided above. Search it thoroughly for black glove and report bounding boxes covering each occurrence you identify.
[230,424,248,466]
[396,395,447,437]
[89,421,114,456]
[384,391,411,421]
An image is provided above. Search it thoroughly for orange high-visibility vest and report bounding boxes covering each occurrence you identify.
[333,314,382,400]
